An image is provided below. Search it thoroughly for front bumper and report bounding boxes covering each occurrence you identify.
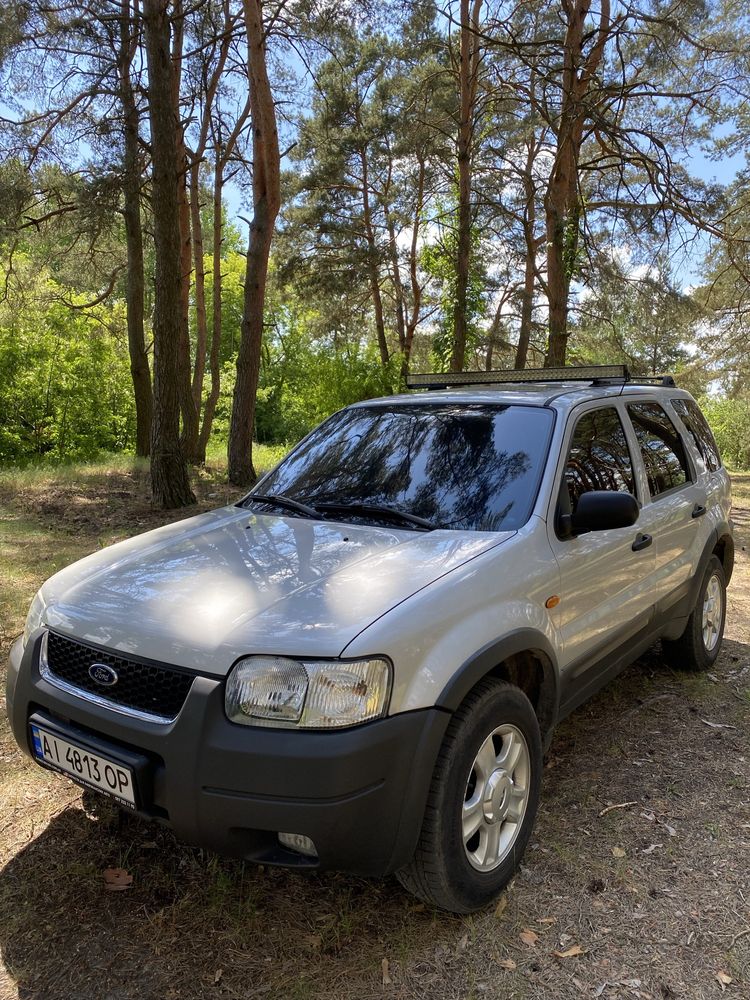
[6,632,449,876]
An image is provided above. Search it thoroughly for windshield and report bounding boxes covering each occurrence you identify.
[249,403,554,532]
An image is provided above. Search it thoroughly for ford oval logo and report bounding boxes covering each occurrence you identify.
[89,663,118,687]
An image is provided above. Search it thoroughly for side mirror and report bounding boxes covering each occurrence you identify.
[569,491,639,535]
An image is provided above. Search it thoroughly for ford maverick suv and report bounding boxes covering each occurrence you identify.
[6,365,733,913]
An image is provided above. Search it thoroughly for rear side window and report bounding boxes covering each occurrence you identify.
[671,398,721,472]
[627,401,691,498]
[565,407,635,512]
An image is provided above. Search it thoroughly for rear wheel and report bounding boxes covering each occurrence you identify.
[396,679,542,913]
[662,555,726,672]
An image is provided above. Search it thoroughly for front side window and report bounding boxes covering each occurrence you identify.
[627,401,691,498]
[251,403,555,531]
[564,407,635,514]
[671,398,721,472]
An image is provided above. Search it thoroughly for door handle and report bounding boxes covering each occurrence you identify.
[632,533,653,552]
[692,503,707,519]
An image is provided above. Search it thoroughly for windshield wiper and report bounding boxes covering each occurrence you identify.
[315,501,436,531]
[245,493,320,519]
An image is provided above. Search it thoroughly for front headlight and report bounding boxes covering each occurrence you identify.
[225,655,392,729]
[23,590,47,647]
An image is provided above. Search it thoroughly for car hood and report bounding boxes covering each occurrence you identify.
[41,505,512,675]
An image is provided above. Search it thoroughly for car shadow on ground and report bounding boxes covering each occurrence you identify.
[0,789,460,1000]
[2,640,749,1000]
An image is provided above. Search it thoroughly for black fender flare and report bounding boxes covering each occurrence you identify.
[714,520,734,585]
[688,526,732,608]
[661,525,733,636]
[435,628,560,741]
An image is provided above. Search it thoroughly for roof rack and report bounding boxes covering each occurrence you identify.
[406,365,676,390]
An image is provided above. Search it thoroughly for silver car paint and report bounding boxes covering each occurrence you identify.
[337,388,729,713]
[37,505,511,676]
[25,382,731,720]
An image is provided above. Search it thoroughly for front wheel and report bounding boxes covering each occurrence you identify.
[662,554,727,672]
[396,679,542,913]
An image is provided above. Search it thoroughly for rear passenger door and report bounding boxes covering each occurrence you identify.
[548,404,656,671]
[623,400,710,612]
[670,396,729,534]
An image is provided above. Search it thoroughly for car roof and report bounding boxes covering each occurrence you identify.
[351,381,695,412]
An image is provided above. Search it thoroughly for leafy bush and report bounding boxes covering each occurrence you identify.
[0,255,135,464]
[700,396,750,470]
[256,335,399,445]
[208,299,397,447]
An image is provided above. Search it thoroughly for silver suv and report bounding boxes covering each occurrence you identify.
[6,366,733,913]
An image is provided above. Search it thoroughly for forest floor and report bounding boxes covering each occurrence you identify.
[0,460,748,1000]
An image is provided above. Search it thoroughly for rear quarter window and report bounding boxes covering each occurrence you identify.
[671,398,722,473]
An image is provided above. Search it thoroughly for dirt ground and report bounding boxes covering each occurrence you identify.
[0,465,748,1000]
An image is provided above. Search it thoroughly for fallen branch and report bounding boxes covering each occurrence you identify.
[598,801,638,817]
[729,928,750,949]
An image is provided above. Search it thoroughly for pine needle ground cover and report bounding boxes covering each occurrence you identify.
[1,466,748,1000]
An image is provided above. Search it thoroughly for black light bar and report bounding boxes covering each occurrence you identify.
[406,365,631,390]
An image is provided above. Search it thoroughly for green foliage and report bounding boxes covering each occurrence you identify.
[0,253,135,463]
[202,250,246,366]
[2,2,750,474]
[256,331,399,445]
[570,261,696,377]
[422,210,487,371]
[211,336,397,450]
[700,396,750,470]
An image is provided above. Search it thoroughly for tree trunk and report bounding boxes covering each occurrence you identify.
[516,249,535,370]
[384,205,407,357]
[544,0,610,367]
[451,0,482,373]
[190,7,237,466]
[485,296,509,371]
[516,138,539,371]
[360,148,389,367]
[143,0,195,507]
[227,0,281,486]
[196,152,224,464]
[544,178,576,367]
[118,0,152,457]
[170,8,199,463]
[230,210,273,485]
[190,160,208,414]
[177,147,199,458]
[401,156,426,379]
[168,0,197,460]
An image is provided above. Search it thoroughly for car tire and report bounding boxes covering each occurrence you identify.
[396,678,542,914]
[661,555,727,672]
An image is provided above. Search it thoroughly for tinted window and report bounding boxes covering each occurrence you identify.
[671,398,721,472]
[564,408,635,513]
[253,403,554,531]
[627,401,691,497]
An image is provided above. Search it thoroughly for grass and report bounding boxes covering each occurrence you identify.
[0,461,749,999]
[0,440,288,491]
[0,514,91,645]
[729,469,750,504]
[0,442,288,647]
[203,437,289,472]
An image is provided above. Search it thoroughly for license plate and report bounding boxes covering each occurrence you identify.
[31,724,137,808]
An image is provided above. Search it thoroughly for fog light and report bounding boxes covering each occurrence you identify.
[279,832,318,858]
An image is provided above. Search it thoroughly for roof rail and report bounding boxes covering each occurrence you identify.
[406,366,676,390]
[626,374,677,388]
